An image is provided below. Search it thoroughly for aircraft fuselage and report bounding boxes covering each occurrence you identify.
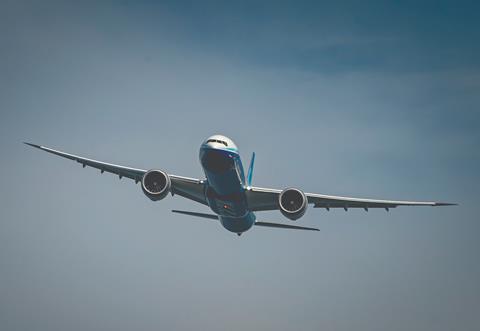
[199,135,255,234]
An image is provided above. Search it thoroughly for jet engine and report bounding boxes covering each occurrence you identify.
[141,170,171,201]
[279,188,308,220]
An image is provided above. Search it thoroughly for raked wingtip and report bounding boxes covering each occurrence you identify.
[23,142,41,149]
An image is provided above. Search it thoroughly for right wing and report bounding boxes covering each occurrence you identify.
[246,186,455,212]
[24,142,208,206]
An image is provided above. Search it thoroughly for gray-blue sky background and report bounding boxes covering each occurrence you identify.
[1,1,479,330]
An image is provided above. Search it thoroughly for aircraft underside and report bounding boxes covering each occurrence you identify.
[24,134,455,235]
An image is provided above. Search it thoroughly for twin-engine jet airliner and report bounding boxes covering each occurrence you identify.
[25,135,455,235]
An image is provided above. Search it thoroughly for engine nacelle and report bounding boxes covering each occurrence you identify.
[278,188,308,220]
[141,170,171,201]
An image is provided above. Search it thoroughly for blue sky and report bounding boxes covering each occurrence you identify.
[0,1,479,330]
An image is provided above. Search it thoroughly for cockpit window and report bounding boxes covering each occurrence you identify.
[207,139,228,147]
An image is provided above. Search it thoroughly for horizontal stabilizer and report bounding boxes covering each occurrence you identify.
[171,210,218,220]
[172,210,319,231]
[255,221,319,231]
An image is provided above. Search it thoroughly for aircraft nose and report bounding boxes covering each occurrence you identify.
[203,141,217,149]
[203,138,227,149]
[202,136,237,151]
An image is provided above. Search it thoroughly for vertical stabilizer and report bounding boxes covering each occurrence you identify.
[247,152,255,187]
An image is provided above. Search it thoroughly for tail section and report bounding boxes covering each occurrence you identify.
[246,152,255,187]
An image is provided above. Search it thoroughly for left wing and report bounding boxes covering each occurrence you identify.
[246,186,455,212]
[24,142,208,206]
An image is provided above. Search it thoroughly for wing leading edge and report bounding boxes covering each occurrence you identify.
[24,142,208,206]
[246,186,456,212]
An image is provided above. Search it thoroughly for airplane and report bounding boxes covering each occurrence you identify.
[24,134,455,235]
